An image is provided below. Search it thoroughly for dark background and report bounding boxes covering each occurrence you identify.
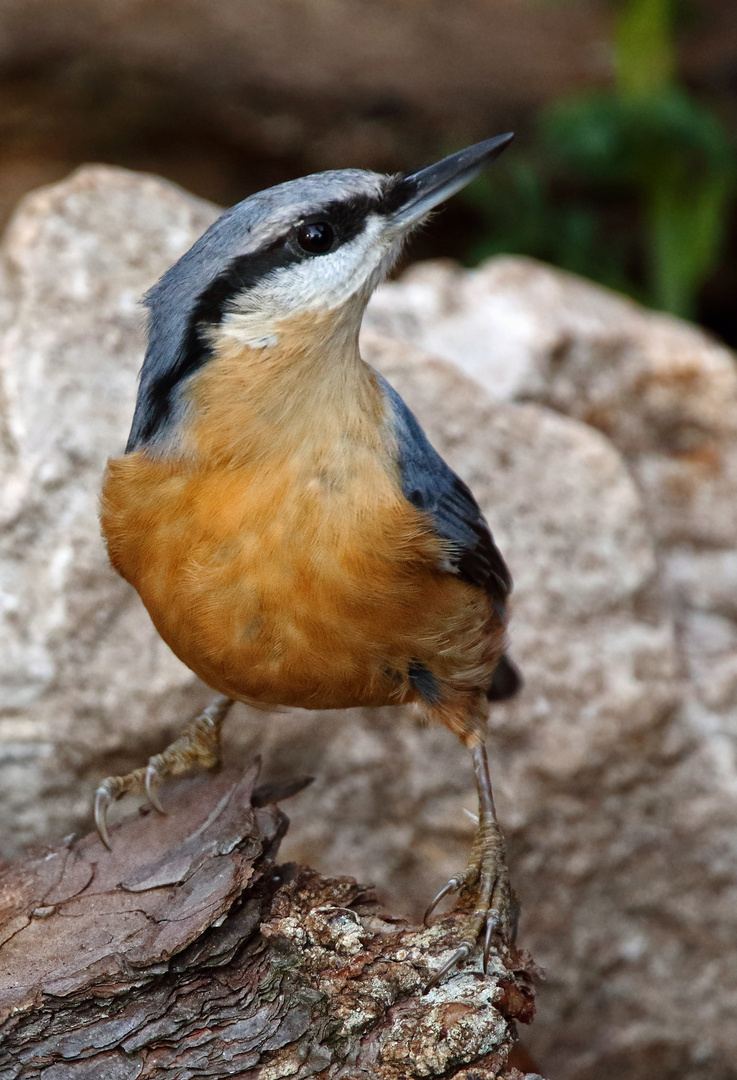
[0,0,735,341]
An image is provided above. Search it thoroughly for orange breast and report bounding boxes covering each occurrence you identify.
[100,446,498,712]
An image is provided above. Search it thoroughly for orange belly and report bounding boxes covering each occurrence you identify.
[101,449,498,711]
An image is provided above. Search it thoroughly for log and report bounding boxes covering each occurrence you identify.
[0,763,541,1079]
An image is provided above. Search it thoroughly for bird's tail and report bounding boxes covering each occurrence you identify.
[486,654,522,701]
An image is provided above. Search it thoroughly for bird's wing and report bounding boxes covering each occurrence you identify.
[378,374,521,701]
[377,373,512,610]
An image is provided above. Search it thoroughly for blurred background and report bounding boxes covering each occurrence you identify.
[0,0,735,339]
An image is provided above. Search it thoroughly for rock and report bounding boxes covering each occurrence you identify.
[0,166,735,1080]
[0,166,218,847]
[369,256,737,1078]
[369,255,737,547]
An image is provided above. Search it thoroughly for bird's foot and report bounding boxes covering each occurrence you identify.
[424,824,510,990]
[94,695,233,849]
[424,803,513,991]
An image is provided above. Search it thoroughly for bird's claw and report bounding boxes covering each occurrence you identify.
[424,942,474,993]
[94,779,115,851]
[92,696,233,850]
[145,761,166,814]
[422,865,509,989]
[484,911,500,971]
[94,766,147,850]
[94,762,165,850]
[423,875,464,926]
[423,903,505,993]
[422,740,513,991]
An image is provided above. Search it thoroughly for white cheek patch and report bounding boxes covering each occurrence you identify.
[219,215,400,347]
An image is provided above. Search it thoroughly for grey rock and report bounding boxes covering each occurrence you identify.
[369,255,737,547]
[0,167,735,1080]
[0,166,218,846]
[370,256,737,1078]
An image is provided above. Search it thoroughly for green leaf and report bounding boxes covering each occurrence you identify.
[616,0,676,97]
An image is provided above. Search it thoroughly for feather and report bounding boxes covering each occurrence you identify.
[379,372,520,703]
[379,373,512,606]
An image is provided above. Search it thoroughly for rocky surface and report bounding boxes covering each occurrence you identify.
[368,256,737,547]
[0,166,735,1078]
[368,258,737,1077]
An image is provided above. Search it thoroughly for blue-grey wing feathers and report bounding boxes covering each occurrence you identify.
[379,373,521,701]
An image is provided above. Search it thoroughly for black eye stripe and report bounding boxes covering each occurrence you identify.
[127,181,402,449]
[320,193,378,243]
[128,240,298,448]
[290,196,374,253]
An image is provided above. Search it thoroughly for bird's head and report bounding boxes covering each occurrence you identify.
[128,134,513,452]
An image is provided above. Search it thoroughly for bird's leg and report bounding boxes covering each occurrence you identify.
[94,695,234,849]
[424,739,512,990]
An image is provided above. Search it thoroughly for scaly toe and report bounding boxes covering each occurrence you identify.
[424,859,483,926]
[90,696,233,852]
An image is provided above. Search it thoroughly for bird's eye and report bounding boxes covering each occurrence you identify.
[295,222,335,254]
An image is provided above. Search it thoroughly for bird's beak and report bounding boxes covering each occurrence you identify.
[389,133,514,229]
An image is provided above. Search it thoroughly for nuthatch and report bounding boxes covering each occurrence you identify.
[97,134,520,987]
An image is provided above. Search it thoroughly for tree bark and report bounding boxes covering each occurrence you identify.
[0,763,541,1079]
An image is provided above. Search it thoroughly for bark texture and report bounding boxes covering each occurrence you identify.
[0,765,539,1079]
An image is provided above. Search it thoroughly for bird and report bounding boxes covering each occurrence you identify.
[96,134,521,988]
